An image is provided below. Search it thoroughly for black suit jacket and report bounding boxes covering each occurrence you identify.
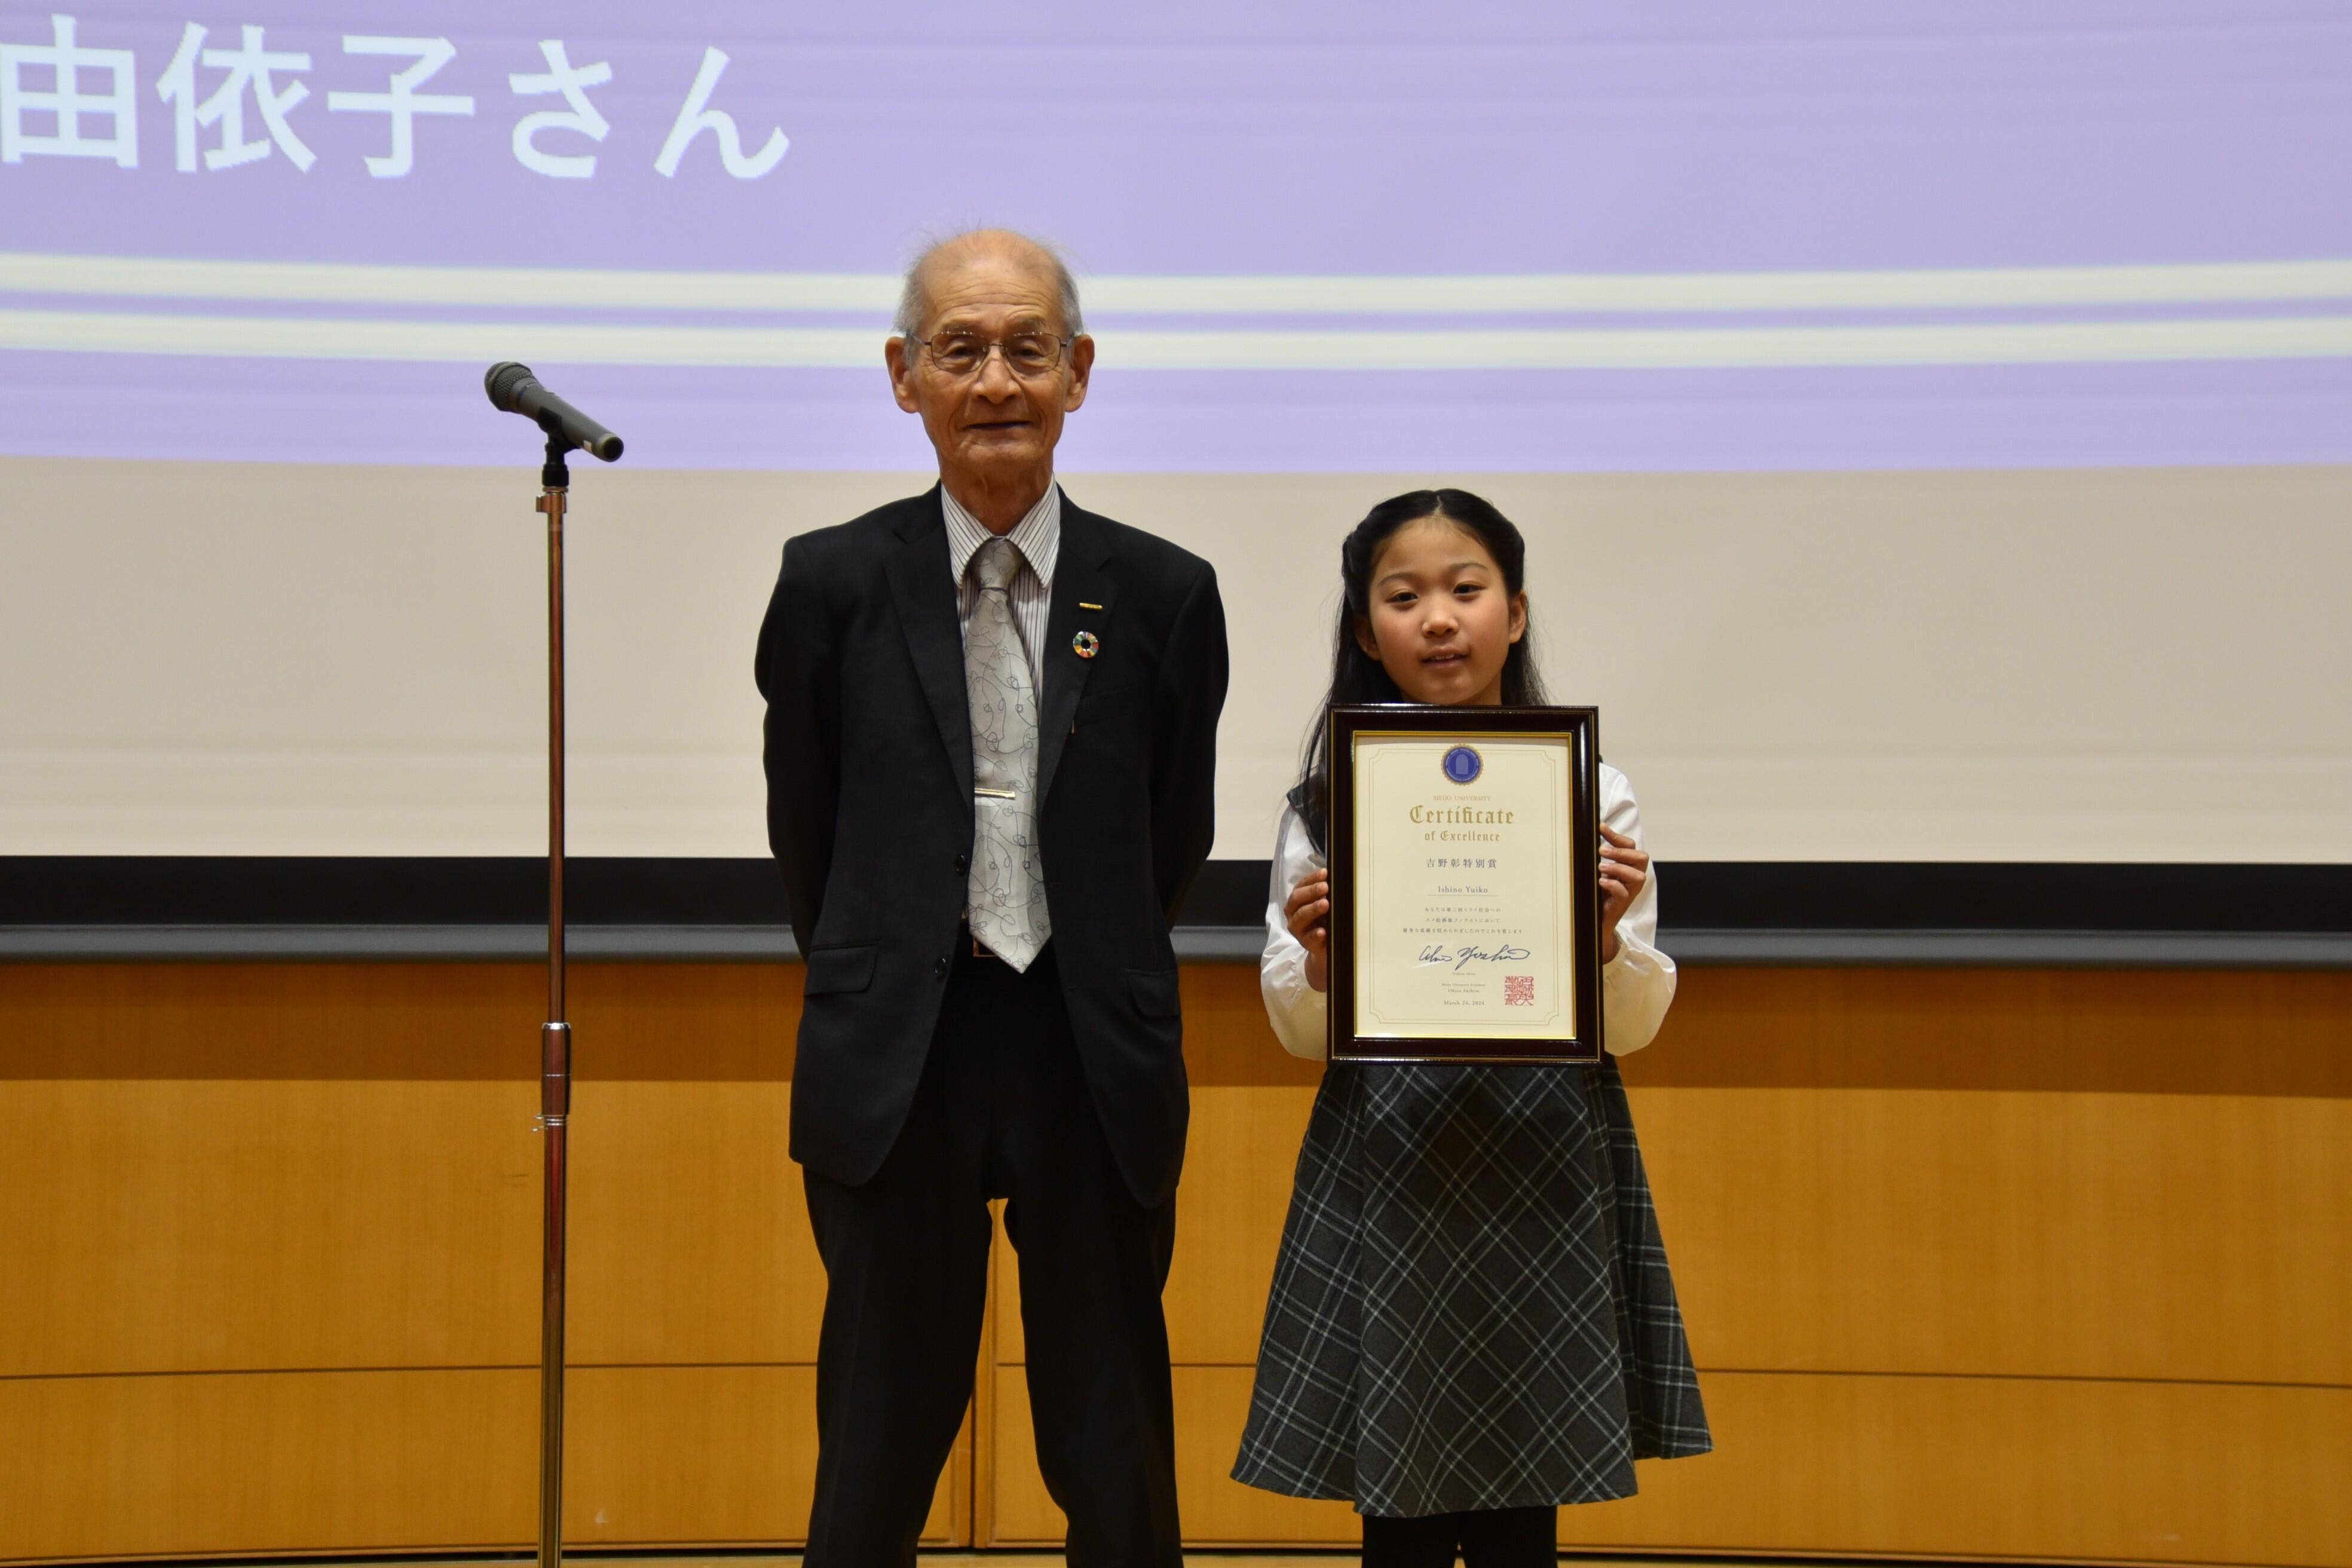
[755,488,1229,1206]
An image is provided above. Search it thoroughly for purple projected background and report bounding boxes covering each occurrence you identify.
[2,1,2348,471]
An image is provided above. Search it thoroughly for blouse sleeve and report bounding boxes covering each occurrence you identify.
[1600,764,1677,1055]
[1259,806,1331,1061]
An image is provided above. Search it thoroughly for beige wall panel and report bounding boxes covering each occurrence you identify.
[1639,1086,2352,1386]
[0,1365,958,1562]
[29,936,2344,1099]
[0,1368,537,1561]
[1553,1371,2352,1567]
[0,963,822,1377]
[0,1076,540,1377]
[10,960,2352,1561]
[0,961,541,1082]
[0,1067,831,1439]
[10,963,2347,1380]
[1633,966,2352,1099]
[566,1080,819,1365]
[563,963,813,1364]
[9,457,2350,862]
[989,1366,1361,1548]
[1160,1086,1318,1367]
[566,1365,961,1548]
[1177,966,1320,1088]
[567,960,802,1082]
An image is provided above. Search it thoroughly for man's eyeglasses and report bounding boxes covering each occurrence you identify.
[908,331,1073,379]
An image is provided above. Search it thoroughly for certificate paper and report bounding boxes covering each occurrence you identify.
[1329,707,1602,1063]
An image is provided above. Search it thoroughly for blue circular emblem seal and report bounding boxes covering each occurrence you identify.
[1441,745,1483,785]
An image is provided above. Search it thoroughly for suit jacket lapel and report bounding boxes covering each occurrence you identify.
[1037,503,1116,806]
[884,488,975,807]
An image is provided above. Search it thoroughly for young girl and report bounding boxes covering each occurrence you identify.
[1232,490,1710,1567]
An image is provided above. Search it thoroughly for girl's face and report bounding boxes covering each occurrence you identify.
[1356,515,1528,707]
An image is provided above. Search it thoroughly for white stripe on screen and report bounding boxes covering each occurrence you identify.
[4,252,2351,314]
[3,307,2348,369]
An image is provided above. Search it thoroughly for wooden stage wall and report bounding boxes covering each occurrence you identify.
[2,962,2348,1564]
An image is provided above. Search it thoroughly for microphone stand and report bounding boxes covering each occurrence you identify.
[532,422,573,1568]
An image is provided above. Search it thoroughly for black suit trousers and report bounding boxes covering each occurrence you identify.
[800,944,1183,1567]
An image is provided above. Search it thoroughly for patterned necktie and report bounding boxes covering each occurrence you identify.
[964,536,1052,969]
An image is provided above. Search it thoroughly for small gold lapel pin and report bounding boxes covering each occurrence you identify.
[1078,601,1104,611]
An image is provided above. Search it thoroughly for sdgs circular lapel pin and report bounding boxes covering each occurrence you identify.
[1072,630,1101,659]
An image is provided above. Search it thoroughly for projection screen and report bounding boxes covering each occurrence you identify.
[4,1,2348,864]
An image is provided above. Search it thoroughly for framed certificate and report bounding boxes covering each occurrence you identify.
[1327,705,1603,1064]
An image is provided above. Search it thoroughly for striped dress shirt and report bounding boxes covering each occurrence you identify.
[942,480,1060,693]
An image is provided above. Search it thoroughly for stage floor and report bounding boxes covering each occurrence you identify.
[276,1557,1680,1567]
[289,1551,1712,1561]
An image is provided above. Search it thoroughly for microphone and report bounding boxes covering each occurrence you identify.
[484,362,624,462]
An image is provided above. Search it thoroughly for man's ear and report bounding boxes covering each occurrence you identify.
[884,338,921,414]
[1062,333,1095,412]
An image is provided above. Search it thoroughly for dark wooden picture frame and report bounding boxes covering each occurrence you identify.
[1327,704,1603,1064]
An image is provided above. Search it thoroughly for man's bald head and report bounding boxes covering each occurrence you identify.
[882,227,1097,531]
[892,229,1085,341]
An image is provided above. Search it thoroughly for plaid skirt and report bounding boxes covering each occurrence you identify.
[1230,1055,1711,1516]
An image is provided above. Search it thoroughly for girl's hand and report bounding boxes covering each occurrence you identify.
[1285,869,1332,993]
[1597,824,1649,963]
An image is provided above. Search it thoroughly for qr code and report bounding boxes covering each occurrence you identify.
[1503,975,1535,1007]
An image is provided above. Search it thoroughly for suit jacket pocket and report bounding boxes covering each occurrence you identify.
[804,944,877,996]
[1124,966,1181,1019]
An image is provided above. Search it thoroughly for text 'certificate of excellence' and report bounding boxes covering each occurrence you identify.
[1328,706,1603,1064]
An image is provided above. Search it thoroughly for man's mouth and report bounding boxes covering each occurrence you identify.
[967,419,1031,432]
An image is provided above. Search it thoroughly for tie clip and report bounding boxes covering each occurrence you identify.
[974,786,1018,800]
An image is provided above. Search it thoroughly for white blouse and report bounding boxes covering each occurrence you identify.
[1260,762,1678,1061]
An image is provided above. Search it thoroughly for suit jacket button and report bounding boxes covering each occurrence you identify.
[934,957,950,979]
[954,853,969,873]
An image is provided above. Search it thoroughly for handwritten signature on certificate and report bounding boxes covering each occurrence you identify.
[1417,941,1534,973]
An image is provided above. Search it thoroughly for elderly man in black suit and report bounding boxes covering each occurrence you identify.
[755,229,1229,1566]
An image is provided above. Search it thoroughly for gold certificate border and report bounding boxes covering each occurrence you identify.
[1352,733,1575,1039]
[1326,705,1603,1066]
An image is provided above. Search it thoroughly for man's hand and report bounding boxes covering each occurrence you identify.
[1598,824,1649,964]
[1285,869,1331,993]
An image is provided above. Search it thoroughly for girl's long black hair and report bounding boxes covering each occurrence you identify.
[1290,488,1546,850]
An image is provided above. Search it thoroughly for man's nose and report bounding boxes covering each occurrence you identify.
[973,346,1021,398]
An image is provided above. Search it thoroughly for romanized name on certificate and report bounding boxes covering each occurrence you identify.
[1350,734,1577,1040]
